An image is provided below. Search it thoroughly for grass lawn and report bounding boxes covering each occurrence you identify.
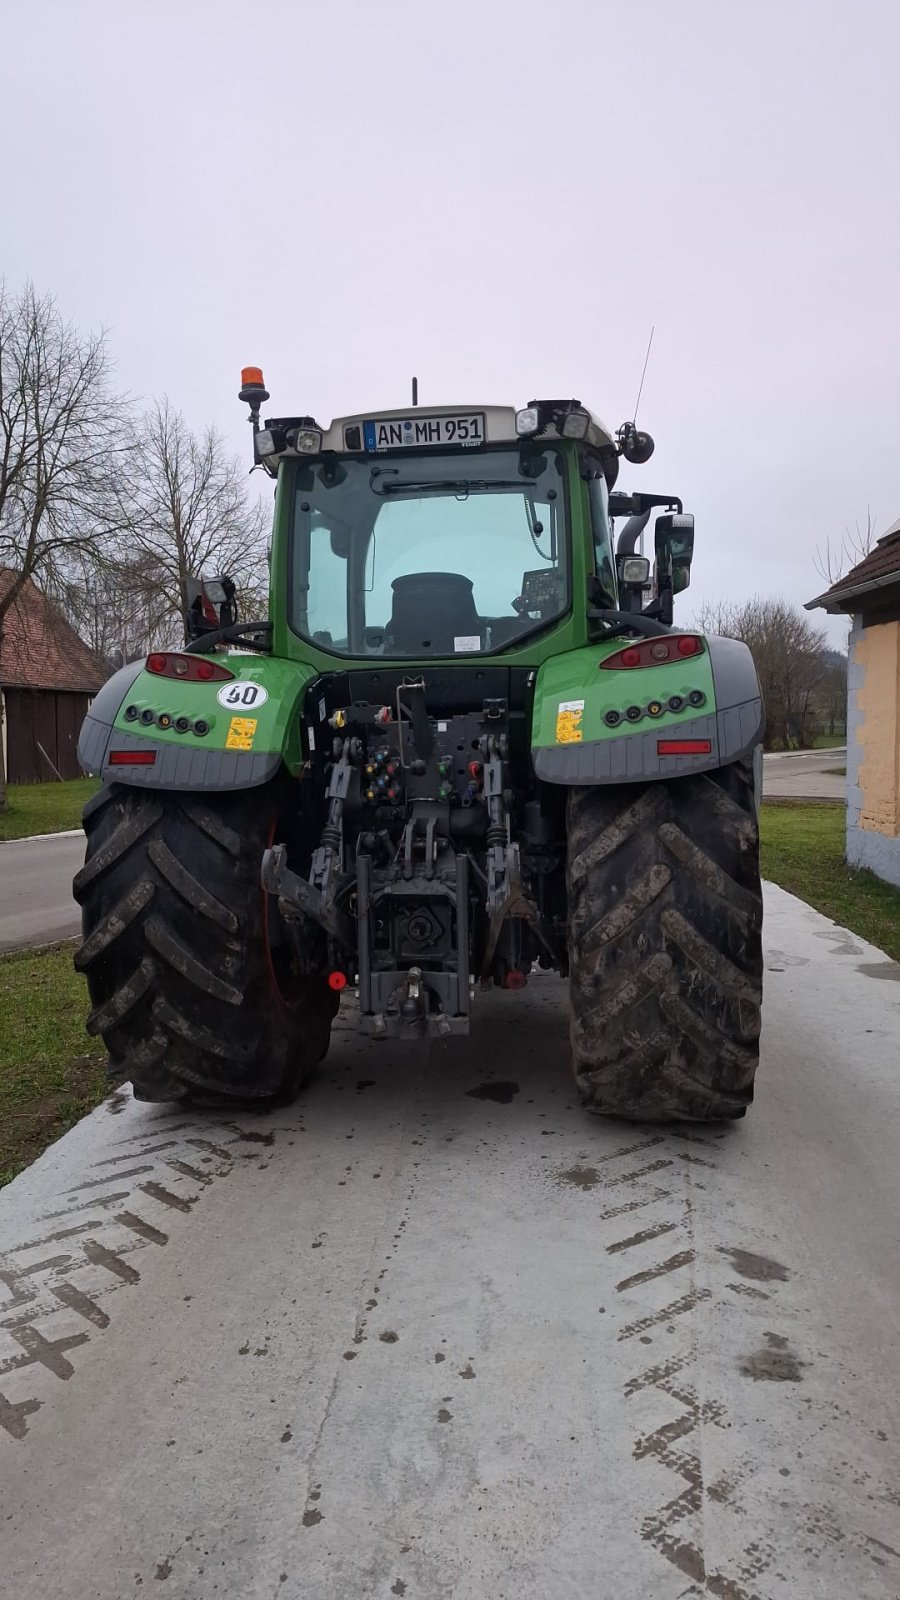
[811,733,846,750]
[760,801,900,962]
[0,777,99,841]
[0,943,108,1188]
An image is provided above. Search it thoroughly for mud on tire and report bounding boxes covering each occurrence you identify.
[74,783,338,1104]
[566,760,763,1121]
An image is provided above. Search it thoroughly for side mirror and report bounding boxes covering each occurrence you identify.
[655,513,695,594]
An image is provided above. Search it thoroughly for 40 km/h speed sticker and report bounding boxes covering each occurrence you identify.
[216,681,269,710]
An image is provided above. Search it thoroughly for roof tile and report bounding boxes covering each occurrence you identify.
[0,570,105,692]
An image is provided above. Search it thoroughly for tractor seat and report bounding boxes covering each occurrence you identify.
[385,572,482,655]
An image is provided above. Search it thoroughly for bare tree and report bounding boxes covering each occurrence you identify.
[113,398,268,643]
[815,507,878,588]
[0,281,125,806]
[816,653,848,739]
[50,548,177,670]
[696,597,829,750]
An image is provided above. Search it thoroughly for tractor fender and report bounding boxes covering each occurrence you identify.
[531,633,764,785]
[77,655,317,791]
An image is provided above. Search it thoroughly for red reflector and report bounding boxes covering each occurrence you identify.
[657,739,712,756]
[328,970,348,992]
[108,749,157,766]
[504,970,528,990]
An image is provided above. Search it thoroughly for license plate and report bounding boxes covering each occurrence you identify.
[363,414,485,451]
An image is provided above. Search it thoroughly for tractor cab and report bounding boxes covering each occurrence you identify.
[289,434,573,659]
[238,383,658,663]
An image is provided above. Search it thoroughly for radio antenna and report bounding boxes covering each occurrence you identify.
[411,376,419,407]
[632,326,654,424]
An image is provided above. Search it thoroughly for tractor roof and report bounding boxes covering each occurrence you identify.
[257,400,621,484]
[324,403,616,453]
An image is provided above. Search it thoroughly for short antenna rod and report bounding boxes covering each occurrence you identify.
[411,375,418,407]
[633,325,655,424]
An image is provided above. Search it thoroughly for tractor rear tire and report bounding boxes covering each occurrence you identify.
[566,760,763,1121]
[74,783,338,1105]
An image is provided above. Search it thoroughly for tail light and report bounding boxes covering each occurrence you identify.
[657,739,712,756]
[146,652,234,683]
[600,635,704,669]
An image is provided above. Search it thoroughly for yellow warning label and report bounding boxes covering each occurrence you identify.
[225,716,258,751]
[555,699,584,744]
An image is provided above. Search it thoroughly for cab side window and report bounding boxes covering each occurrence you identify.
[587,472,617,607]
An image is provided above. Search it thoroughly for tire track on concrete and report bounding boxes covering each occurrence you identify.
[612,1138,775,1598]
[556,1128,775,1598]
[563,1123,900,1599]
[0,1103,279,1441]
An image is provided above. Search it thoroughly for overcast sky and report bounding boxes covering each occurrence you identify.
[3,0,898,645]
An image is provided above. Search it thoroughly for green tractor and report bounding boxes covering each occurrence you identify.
[74,377,764,1120]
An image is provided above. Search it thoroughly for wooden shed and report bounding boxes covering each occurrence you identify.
[0,570,105,784]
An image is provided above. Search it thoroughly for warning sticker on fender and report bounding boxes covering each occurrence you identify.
[555,700,584,744]
[226,716,258,751]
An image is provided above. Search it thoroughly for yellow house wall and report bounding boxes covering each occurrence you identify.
[854,618,900,836]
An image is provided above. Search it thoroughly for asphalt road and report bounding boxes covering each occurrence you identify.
[0,831,84,953]
[1,883,898,1600]
[763,746,847,800]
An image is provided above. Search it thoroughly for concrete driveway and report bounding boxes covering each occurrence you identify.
[1,883,898,1600]
[0,831,84,953]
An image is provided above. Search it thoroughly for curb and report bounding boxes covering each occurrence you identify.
[0,828,83,846]
[763,749,847,762]
[761,795,845,807]
[0,934,81,959]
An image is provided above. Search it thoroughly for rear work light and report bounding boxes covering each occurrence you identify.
[657,739,712,756]
[600,635,704,669]
[560,407,591,440]
[108,749,157,766]
[146,652,234,683]
[291,426,323,454]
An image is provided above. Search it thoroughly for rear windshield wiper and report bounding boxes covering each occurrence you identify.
[372,478,526,498]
